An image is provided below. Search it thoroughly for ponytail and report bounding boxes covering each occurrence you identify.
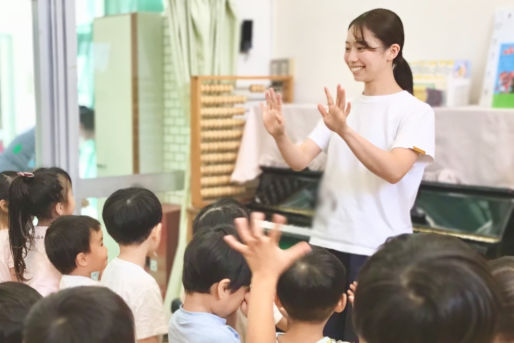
[8,168,71,281]
[9,174,35,281]
[393,56,413,94]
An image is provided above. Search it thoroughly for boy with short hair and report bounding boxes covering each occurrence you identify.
[101,187,167,343]
[45,215,108,288]
[24,286,135,343]
[168,225,251,343]
[276,247,347,343]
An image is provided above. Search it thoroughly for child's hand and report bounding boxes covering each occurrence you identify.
[347,281,358,307]
[317,85,352,134]
[224,212,311,280]
[262,89,286,139]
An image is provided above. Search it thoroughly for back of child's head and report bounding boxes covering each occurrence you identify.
[0,171,17,202]
[489,256,514,342]
[277,246,346,322]
[8,167,73,281]
[24,286,134,343]
[354,233,501,343]
[102,187,162,245]
[45,215,101,274]
[0,281,42,343]
[193,197,249,235]
[183,225,251,293]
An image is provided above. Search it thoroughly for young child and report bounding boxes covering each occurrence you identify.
[45,215,108,289]
[352,233,501,343]
[168,225,251,343]
[8,167,75,296]
[489,256,514,343]
[24,286,135,343]
[0,281,42,343]
[275,247,347,343]
[0,171,17,282]
[101,187,167,343]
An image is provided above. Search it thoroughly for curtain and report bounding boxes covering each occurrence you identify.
[163,0,240,306]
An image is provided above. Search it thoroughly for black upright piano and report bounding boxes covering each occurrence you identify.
[247,167,514,257]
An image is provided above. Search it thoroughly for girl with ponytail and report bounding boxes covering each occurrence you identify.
[8,167,75,295]
[262,8,435,340]
[0,171,18,282]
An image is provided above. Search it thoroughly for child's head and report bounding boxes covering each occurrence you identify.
[277,246,347,323]
[183,225,251,317]
[193,197,249,235]
[102,187,162,250]
[489,256,514,343]
[45,215,108,277]
[0,282,42,343]
[0,171,17,218]
[24,286,135,343]
[346,8,413,94]
[9,167,75,281]
[354,233,501,343]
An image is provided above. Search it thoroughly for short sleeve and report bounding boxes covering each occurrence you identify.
[134,280,168,340]
[392,103,435,162]
[308,120,332,151]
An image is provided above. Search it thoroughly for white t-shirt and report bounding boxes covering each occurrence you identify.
[7,226,61,296]
[308,91,435,256]
[0,229,12,282]
[60,274,101,289]
[101,257,167,340]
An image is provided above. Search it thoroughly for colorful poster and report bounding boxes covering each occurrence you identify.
[492,43,514,108]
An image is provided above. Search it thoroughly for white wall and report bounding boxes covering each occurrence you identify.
[273,0,514,104]
[236,0,273,76]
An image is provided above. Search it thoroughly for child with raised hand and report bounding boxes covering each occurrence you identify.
[101,187,167,343]
[8,168,75,296]
[0,171,18,282]
[168,224,251,343]
[24,286,135,343]
[489,256,514,343]
[45,215,108,289]
[224,212,311,343]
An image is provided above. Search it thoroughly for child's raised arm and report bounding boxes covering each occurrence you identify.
[224,212,311,343]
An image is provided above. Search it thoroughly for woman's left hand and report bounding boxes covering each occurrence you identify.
[317,85,352,134]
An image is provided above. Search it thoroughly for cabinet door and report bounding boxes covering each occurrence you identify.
[94,14,134,176]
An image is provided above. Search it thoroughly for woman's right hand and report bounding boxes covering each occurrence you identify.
[262,88,285,138]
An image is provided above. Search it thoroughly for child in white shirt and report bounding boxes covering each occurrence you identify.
[45,215,108,289]
[101,187,167,343]
[8,168,75,296]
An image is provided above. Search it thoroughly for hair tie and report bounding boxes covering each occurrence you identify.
[17,172,35,178]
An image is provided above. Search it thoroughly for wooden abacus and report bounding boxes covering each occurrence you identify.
[190,75,294,212]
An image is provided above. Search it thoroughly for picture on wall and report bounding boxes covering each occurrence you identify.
[492,43,514,108]
[480,8,514,108]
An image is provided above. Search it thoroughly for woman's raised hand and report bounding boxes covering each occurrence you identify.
[317,85,352,134]
[262,88,285,138]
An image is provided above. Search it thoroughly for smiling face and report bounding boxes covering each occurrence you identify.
[344,25,397,84]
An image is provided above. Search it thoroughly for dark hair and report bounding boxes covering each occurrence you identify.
[79,106,95,132]
[24,286,134,343]
[354,233,501,343]
[102,187,162,245]
[277,247,346,322]
[489,256,514,342]
[183,225,251,293]
[349,8,413,94]
[45,215,101,274]
[0,171,17,201]
[0,282,42,343]
[193,197,249,235]
[8,167,72,281]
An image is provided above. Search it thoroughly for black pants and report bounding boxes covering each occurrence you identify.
[321,249,368,342]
